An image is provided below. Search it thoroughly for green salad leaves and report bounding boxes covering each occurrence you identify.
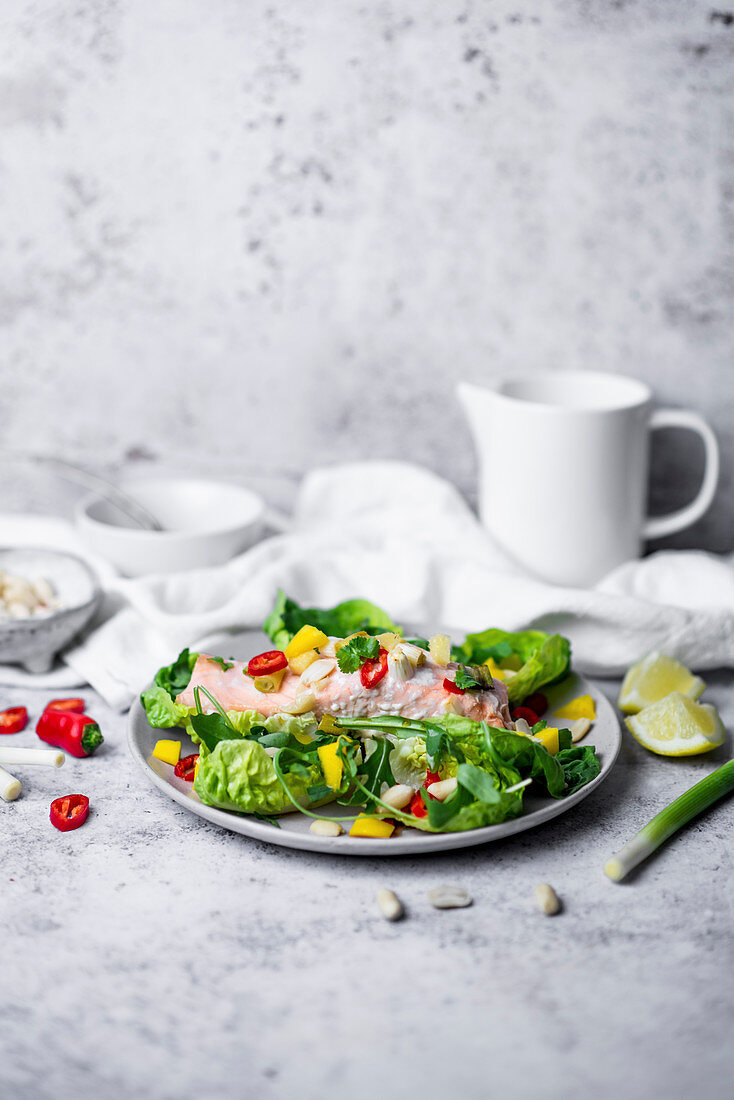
[336,634,380,673]
[452,627,571,703]
[263,590,400,651]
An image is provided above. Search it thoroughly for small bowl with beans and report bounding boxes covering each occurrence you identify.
[0,548,101,673]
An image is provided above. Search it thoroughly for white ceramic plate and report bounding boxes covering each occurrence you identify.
[128,658,621,856]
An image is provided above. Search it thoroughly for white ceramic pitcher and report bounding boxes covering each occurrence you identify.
[457,371,720,587]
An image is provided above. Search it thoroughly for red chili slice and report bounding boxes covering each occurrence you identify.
[512,706,540,727]
[247,650,288,677]
[50,794,90,832]
[443,678,465,696]
[410,791,428,818]
[0,706,28,734]
[46,697,86,713]
[522,693,548,716]
[174,753,199,781]
[360,647,388,689]
[425,770,441,787]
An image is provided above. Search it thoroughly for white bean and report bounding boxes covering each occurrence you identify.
[309,819,343,837]
[535,883,561,915]
[376,888,404,921]
[426,777,458,801]
[380,784,414,810]
[428,885,472,909]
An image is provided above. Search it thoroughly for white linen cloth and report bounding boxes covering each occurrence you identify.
[2,461,734,710]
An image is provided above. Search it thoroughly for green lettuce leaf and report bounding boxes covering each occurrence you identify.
[453,628,570,703]
[154,648,198,700]
[556,744,601,794]
[140,685,190,728]
[194,739,326,816]
[263,590,401,649]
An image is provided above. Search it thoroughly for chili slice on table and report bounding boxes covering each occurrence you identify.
[443,678,465,696]
[247,650,288,678]
[360,647,388,689]
[50,794,90,832]
[0,707,28,734]
[46,697,85,713]
[174,753,199,781]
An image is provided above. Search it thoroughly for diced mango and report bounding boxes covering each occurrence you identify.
[484,658,506,681]
[153,739,181,766]
[376,631,401,652]
[533,727,560,755]
[349,815,395,839]
[193,759,200,780]
[288,649,319,675]
[317,740,344,791]
[429,633,451,667]
[285,626,329,660]
[554,694,596,721]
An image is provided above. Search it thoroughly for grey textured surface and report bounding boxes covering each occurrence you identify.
[2,677,733,1100]
[1,1,733,550]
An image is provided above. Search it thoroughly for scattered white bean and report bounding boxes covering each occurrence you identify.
[428,885,472,909]
[426,777,458,801]
[380,784,414,810]
[535,883,561,915]
[0,764,21,802]
[570,718,592,743]
[376,888,404,922]
[309,819,343,837]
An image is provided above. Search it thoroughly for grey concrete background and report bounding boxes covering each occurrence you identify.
[1,0,733,548]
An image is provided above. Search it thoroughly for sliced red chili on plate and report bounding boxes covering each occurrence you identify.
[409,791,428,818]
[0,706,28,734]
[247,650,288,678]
[360,647,388,689]
[46,697,85,713]
[425,769,441,787]
[50,794,90,832]
[174,753,199,781]
[443,678,465,696]
[512,706,540,727]
[522,693,548,716]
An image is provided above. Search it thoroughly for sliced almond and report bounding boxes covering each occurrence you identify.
[282,691,317,715]
[299,658,337,685]
[426,777,458,802]
[570,718,592,743]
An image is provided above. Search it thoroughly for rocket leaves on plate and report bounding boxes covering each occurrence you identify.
[341,738,395,809]
[336,634,381,673]
[556,745,602,794]
[263,590,401,651]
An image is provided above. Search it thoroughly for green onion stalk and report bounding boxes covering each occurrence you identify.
[604,759,734,881]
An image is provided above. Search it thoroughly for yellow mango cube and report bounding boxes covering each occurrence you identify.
[533,727,560,755]
[285,625,329,661]
[153,739,181,766]
[484,658,506,681]
[554,694,596,722]
[288,649,319,675]
[349,815,395,839]
[317,740,344,791]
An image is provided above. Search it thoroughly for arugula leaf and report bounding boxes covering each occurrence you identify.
[556,744,601,794]
[336,635,380,673]
[341,739,395,809]
[424,725,465,771]
[454,665,494,691]
[404,637,430,650]
[207,656,234,672]
[189,711,244,753]
[426,785,474,829]
[154,649,198,700]
[456,762,501,804]
[531,720,548,733]
[307,784,333,802]
[263,591,400,650]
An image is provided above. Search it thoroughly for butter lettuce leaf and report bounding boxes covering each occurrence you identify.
[140,685,191,728]
[453,628,570,703]
[194,739,326,816]
[263,590,401,649]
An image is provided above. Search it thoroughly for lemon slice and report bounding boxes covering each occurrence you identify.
[618,652,705,714]
[625,692,724,756]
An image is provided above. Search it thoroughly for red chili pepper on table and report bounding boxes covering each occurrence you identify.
[522,693,548,717]
[46,697,86,713]
[36,710,104,757]
[360,647,388,689]
[0,707,28,734]
[174,753,199,781]
[247,651,288,677]
[512,706,540,727]
[50,794,90,832]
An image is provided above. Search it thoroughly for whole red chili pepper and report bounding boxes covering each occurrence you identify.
[46,697,85,713]
[36,710,104,757]
[247,650,288,677]
[0,706,28,734]
[174,753,198,781]
[512,706,540,727]
[360,647,388,689]
[443,678,465,696]
[522,693,548,717]
[50,794,90,832]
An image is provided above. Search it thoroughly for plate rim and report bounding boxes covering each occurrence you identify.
[127,674,621,856]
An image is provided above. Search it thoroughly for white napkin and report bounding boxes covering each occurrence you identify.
[3,461,734,710]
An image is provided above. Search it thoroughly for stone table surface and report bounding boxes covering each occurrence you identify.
[2,676,733,1100]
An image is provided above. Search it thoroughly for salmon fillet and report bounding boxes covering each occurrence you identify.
[177,651,513,728]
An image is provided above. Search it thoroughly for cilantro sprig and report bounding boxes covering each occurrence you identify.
[336,635,381,673]
[454,665,494,692]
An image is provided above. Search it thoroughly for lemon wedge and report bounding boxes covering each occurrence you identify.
[625,692,725,757]
[618,652,705,715]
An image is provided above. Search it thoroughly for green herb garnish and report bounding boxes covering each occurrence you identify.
[336,635,381,673]
[207,656,234,672]
[454,665,494,692]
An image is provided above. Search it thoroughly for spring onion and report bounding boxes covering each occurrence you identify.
[604,759,734,881]
[0,764,21,802]
[0,747,65,768]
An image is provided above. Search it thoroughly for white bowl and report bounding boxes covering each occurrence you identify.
[0,548,101,673]
[75,477,267,577]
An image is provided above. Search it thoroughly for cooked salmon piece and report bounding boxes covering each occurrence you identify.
[177,651,513,728]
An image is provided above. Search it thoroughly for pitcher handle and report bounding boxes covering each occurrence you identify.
[643,408,719,540]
